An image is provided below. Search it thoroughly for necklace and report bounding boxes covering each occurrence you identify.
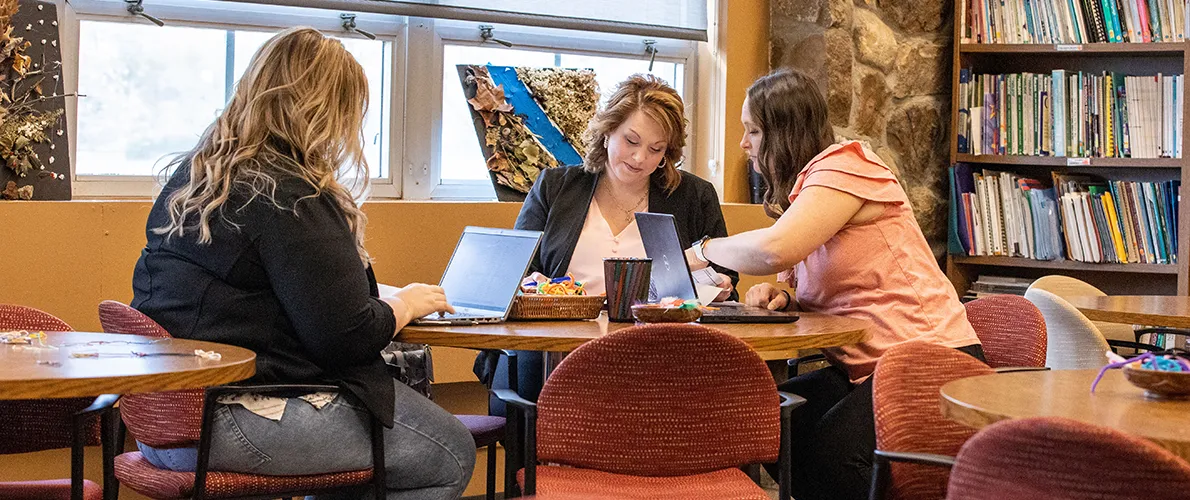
[601,182,648,224]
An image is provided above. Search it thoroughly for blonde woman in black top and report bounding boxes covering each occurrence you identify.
[131,27,475,499]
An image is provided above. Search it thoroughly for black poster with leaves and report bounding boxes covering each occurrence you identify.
[0,0,70,200]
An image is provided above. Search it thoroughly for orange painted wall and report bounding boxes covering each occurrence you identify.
[722,0,770,203]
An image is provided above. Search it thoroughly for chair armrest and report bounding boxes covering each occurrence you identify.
[775,392,804,500]
[787,353,826,369]
[870,449,956,500]
[778,392,807,411]
[1108,340,1164,353]
[491,389,537,415]
[873,449,957,468]
[993,366,1051,373]
[194,384,352,500]
[203,384,341,400]
[492,389,537,496]
[76,394,119,419]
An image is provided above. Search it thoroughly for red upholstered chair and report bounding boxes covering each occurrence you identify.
[964,295,1047,368]
[947,417,1190,500]
[0,304,114,500]
[870,341,994,500]
[494,323,804,499]
[97,300,385,500]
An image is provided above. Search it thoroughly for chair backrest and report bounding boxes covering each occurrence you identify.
[1028,275,1135,343]
[872,341,994,500]
[535,323,780,477]
[0,305,101,454]
[947,417,1190,500]
[964,295,1047,368]
[1022,289,1111,370]
[97,300,203,447]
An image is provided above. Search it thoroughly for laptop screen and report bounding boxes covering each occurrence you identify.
[634,213,698,301]
[439,227,542,312]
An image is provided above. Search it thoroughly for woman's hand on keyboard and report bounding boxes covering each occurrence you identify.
[386,283,456,328]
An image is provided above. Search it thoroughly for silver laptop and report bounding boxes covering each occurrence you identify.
[414,226,543,325]
[635,212,799,324]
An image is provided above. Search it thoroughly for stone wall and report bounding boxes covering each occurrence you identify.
[770,0,952,258]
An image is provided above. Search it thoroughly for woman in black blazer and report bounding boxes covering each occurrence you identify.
[477,75,738,412]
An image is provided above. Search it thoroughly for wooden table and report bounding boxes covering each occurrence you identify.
[398,311,871,353]
[0,331,256,400]
[941,369,1190,460]
[1067,295,1190,328]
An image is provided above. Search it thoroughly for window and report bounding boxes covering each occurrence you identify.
[74,20,391,180]
[439,44,685,184]
[63,1,699,200]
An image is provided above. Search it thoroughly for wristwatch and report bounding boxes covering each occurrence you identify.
[692,236,713,265]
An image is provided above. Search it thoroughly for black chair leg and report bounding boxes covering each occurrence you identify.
[486,443,497,500]
[869,452,889,500]
[102,407,123,500]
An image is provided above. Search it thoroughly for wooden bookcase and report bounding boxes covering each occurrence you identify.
[944,11,1190,296]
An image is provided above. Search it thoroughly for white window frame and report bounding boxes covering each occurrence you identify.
[61,0,405,198]
[57,0,703,200]
[404,18,699,200]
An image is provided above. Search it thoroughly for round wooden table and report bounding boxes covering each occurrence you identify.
[941,369,1190,460]
[398,311,871,353]
[1066,295,1190,328]
[0,331,256,400]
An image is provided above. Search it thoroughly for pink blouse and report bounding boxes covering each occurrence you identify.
[566,199,647,296]
[780,141,980,383]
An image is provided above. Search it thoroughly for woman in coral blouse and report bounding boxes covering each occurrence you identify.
[686,68,985,500]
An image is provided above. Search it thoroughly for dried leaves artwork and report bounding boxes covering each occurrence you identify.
[515,67,597,158]
[1,0,66,200]
[466,65,560,193]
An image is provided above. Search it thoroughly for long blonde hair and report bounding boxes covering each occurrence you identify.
[155,27,372,262]
[582,74,686,194]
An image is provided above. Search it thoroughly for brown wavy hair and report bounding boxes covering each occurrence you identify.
[155,27,372,262]
[747,69,835,219]
[582,74,686,194]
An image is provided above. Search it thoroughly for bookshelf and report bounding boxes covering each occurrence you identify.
[945,1,1190,296]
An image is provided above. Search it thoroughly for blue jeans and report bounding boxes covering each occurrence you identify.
[138,380,476,500]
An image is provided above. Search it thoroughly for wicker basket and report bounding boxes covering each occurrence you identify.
[509,294,605,320]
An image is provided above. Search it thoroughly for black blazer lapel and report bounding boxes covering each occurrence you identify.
[547,171,598,277]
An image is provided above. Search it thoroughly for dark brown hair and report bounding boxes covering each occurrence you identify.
[582,74,686,193]
[747,68,835,219]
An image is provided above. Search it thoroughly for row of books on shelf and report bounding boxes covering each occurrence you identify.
[961,275,1035,301]
[1140,330,1190,348]
[957,70,1183,159]
[948,164,1180,264]
[961,0,1189,44]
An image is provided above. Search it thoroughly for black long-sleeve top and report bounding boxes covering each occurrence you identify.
[132,164,398,424]
[514,165,739,297]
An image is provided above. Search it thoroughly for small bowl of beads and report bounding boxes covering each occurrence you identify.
[631,298,702,324]
[1123,357,1190,400]
[1094,350,1190,400]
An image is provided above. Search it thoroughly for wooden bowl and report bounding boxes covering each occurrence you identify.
[1123,362,1190,400]
[631,304,702,323]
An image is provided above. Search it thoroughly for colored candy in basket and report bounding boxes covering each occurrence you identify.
[521,275,585,295]
[657,297,700,310]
